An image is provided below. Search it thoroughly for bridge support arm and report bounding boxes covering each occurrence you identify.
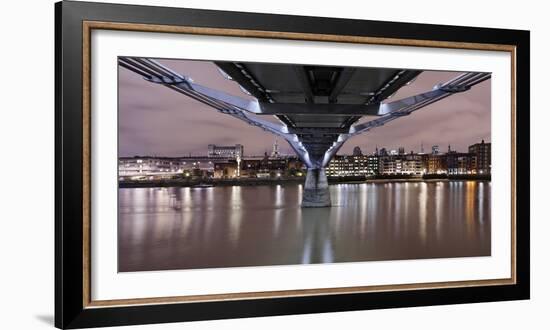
[349,72,491,137]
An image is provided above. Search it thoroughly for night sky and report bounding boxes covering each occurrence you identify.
[118,59,490,157]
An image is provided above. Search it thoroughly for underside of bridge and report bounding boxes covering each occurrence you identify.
[119,57,490,207]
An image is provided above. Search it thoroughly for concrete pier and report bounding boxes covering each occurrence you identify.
[302,168,331,207]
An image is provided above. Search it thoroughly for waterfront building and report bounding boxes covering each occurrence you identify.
[379,154,425,175]
[446,152,477,175]
[259,153,288,177]
[240,155,303,178]
[213,161,238,178]
[378,153,425,175]
[118,157,178,176]
[427,154,447,174]
[118,156,215,179]
[366,155,379,176]
[468,139,491,174]
[378,156,396,175]
[327,155,374,177]
[401,154,425,175]
[327,155,354,176]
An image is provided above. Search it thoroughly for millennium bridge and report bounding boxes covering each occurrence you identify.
[118,57,490,207]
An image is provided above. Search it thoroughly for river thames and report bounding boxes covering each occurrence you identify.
[118,181,490,272]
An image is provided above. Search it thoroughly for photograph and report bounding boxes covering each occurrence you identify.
[50,1,532,328]
[117,57,492,272]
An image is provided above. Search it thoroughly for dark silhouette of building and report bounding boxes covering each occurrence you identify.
[469,139,491,174]
[446,152,476,175]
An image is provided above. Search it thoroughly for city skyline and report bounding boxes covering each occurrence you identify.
[121,139,487,158]
[119,139,491,180]
[119,59,491,157]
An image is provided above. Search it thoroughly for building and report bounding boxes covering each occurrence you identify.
[327,155,377,177]
[427,154,447,174]
[118,156,214,179]
[207,144,243,159]
[379,156,397,175]
[213,161,238,178]
[352,146,363,156]
[379,154,425,175]
[401,154,425,175]
[366,155,379,176]
[327,155,354,176]
[258,153,288,177]
[431,145,440,155]
[239,155,304,178]
[118,157,180,176]
[446,152,477,175]
[271,140,280,157]
[468,139,491,174]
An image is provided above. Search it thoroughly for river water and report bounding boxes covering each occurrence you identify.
[118,181,490,272]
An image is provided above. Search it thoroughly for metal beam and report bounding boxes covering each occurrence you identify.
[366,70,422,104]
[328,68,355,103]
[287,127,348,135]
[214,62,271,102]
[294,66,315,103]
[253,102,381,115]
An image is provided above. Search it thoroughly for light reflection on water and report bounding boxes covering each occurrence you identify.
[118,181,491,272]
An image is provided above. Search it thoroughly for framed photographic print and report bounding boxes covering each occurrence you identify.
[55,1,530,328]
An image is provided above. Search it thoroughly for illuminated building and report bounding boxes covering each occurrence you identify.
[427,154,447,174]
[207,144,243,159]
[327,155,378,177]
[118,156,214,179]
[379,154,424,175]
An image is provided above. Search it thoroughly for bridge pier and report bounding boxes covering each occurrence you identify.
[302,168,331,208]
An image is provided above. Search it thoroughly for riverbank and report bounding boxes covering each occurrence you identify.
[119,174,490,188]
